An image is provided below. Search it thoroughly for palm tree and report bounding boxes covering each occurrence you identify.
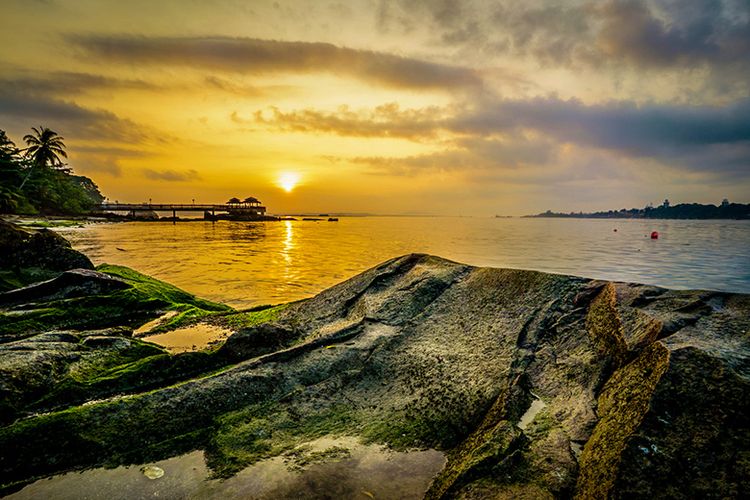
[0,130,18,159]
[23,126,67,167]
[19,126,67,189]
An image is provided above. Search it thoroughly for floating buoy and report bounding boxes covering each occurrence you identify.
[613,229,618,232]
[650,231,659,239]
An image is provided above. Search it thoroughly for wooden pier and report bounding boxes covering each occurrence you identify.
[96,201,269,221]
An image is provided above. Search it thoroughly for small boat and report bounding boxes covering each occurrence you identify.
[328,218,339,222]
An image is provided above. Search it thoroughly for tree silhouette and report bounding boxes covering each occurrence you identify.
[19,126,68,189]
[0,130,18,159]
[23,126,67,167]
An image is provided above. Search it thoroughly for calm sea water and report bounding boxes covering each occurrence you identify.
[58,217,750,309]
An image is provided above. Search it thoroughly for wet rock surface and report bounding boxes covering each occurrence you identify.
[0,269,130,306]
[0,220,93,291]
[0,251,747,499]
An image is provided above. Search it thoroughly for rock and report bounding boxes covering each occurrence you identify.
[0,220,93,292]
[0,269,130,306]
[0,326,164,426]
[80,336,131,349]
[131,210,159,220]
[0,254,747,499]
[219,322,298,361]
[0,220,93,273]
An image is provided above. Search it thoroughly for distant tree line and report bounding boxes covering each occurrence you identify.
[527,199,750,220]
[0,127,104,215]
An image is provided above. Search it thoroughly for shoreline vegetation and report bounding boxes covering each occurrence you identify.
[0,219,747,498]
[1,128,104,217]
[526,199,750,220]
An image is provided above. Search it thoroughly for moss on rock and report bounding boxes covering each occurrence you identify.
[574,341,670,499]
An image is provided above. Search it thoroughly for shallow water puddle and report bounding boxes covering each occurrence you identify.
[518,394,546,431]
[8,437,445,500]
[141,323,232,353]
[133,311,178,335]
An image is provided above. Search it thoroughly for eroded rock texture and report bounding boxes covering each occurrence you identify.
[0,254,747,499]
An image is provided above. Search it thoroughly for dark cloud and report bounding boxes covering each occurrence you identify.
[350,134,559,177]
[69,35,482,90]
[242,95,750,170]
[0,71,155,97]
[377,0,749,76]
[142,168,201,182]
[0,88,148,143]
[452,97,750,164]
[70,145,152,177]
[594,0,750,67]
[258,95,749,178]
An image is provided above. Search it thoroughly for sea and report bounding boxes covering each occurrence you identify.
[56,216,750,309]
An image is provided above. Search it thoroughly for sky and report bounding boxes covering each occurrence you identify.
[1,0,748,215]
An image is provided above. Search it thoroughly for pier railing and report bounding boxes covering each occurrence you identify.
[97,203,266,212]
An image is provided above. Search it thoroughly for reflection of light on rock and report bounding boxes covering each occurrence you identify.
[518,393,546,431]
[140,465,164,479]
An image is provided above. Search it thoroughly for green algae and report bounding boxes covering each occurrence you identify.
[574,341,670,499]
[97,264,231,331]
[586,282,628,365]
[423,382,528,500]
[215,304,288,330]
[0,265,231,338]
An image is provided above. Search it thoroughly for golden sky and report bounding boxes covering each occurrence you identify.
[1,0,748,215]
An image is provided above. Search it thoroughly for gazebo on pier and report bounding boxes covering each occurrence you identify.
[225,196,266,217]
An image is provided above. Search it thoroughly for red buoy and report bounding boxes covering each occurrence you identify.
[650,231,659,239]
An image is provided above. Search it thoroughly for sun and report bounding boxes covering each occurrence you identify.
[278,172,300,192]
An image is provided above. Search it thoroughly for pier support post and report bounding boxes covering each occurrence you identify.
[173,209,176,224]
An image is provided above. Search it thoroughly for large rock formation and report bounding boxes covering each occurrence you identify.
[0,253,747,498]
[0,220,94,291]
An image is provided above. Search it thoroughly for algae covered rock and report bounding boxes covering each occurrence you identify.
[0,220,93,291]
[0,269,130,306]
[0,253,747,499]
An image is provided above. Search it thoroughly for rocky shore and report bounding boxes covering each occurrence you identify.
[0,220,747,498]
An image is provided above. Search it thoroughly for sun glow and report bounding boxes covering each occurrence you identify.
[278,172,301,192]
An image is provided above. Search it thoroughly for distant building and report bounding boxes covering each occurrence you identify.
[721,198,730,207]
[662,199,670,209]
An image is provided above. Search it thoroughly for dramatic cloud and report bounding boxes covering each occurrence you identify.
[0,88,148,143]
[70,35,482,90]
[378,0,750,73]
[242,95,750,176]
[593,0,750,68]
[452,97,750,167]
[0,72,155,97]
[142,168,201,182]
[351,134,558,177]
[1,0,747,211]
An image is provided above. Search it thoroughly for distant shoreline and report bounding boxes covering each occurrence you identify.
[525,201,750,220]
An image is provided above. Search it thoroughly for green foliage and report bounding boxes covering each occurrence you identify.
[0,127,104,215]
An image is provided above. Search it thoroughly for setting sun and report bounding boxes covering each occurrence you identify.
[278,172,300,193]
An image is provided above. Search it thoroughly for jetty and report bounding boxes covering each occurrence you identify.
[96,196,276,221]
